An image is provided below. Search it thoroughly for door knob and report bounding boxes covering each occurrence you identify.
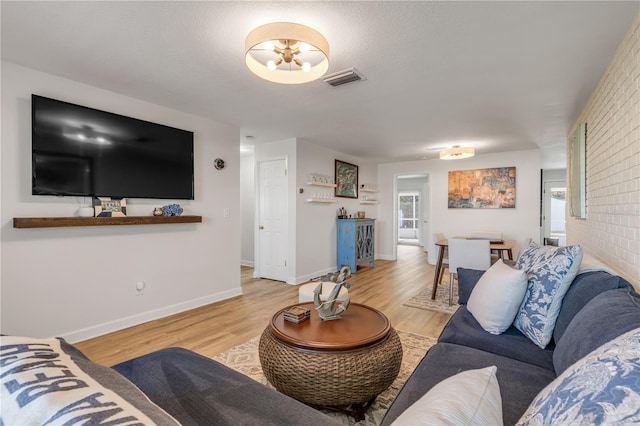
[259,226,264,230]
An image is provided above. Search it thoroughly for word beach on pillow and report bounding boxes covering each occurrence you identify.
[467,259,528,335]
[0,336,179,425]
[514,243,583,349]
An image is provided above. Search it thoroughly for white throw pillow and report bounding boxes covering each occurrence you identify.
[391,366,503,426]
[467,259,528,335]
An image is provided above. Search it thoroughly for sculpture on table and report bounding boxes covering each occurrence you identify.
[314,266,352,320]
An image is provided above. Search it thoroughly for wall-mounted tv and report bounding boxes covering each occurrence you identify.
[32,95,194,200]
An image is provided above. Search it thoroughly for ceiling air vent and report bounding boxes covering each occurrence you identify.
[323,68,365,87]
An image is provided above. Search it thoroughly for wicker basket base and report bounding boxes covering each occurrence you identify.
[259,326,403,407]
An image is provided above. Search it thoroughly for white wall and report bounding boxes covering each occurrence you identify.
[252,138,377,284]
[378,149,542,263]
[1,62,242,341]
[295,140,377,282]
[566,13,639,288]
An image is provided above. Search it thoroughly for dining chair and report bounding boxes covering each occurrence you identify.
[447,239,491,305]
[433,232,449,284]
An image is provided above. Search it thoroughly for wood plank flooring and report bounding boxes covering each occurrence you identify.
[75,245,450,366]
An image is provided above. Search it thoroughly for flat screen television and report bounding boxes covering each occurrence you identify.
[32,94,194,200]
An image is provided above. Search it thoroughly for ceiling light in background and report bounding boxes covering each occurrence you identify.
[439,145,475,160]
[245,22,329,84]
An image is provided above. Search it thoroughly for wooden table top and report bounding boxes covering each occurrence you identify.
[436,238,516,250]
[269,302,391,351]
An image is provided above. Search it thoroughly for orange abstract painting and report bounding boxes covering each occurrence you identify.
[448,167,516,208]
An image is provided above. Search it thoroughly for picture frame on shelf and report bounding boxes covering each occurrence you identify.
[94,197,127,217]
[335,160,358,199]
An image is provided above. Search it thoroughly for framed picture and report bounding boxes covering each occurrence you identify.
[335,160,358,199]
[448,167,516,209]
[569,123,586,218]
[94,197,127,217]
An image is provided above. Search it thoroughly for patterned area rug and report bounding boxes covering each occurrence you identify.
[403,281,460,315]
[212,330,436,425]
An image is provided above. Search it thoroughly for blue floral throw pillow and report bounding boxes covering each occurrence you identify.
[517,327,640,425]
[514,243,583,348]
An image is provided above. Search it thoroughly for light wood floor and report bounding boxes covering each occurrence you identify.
[75,245,450,366]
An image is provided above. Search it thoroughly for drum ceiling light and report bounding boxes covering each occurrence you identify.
[245,22,330,85]
[440,145,476,160]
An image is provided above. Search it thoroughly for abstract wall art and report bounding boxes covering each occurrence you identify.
[448,167,516,209]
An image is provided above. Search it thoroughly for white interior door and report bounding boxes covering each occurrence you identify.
[257,159,288,282]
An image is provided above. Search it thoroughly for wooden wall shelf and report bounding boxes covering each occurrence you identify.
[13,215,203,229]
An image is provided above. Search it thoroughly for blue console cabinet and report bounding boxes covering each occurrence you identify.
[337,219,375,273]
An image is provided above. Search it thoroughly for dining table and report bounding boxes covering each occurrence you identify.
[432,238,516,300]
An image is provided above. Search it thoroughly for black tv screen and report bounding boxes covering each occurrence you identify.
[32,95,194,200]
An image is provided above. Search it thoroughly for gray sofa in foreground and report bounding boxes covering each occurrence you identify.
[381,268,640,425]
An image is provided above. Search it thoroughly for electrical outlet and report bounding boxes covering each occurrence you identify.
[135,281,145,296]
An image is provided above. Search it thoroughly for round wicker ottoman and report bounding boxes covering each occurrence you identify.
[259,302,403,421]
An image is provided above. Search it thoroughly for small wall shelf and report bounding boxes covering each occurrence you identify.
[360,188,378,193]
[306,182,337,188]
[307,198,337,203]
[13,215,203,229]
[360,201,378,205]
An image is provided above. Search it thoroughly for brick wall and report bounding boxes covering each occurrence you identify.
[567,13,639,287]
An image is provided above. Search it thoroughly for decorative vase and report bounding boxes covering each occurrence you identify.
[153,208,163,217]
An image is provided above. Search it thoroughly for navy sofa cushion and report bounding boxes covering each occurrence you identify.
[553,286,640,375]
[456,267,485,304]
[553,271,628,344]
[439,305,555,371]
[380,342,557,426]
[112,347,340,426]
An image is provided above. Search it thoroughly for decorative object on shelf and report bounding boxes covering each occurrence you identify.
[245,22,330,85]
[440,145,475,160]
[93,197,126,217]
[78,206,94,218]
[153,207,163,217]
[448,167,516,209]
[213,158,225,170]
[307,173,335,186]
[357,211,365,219]
[360,183,378,192]
[335,159,358,198]
[337,207,348,219]
[162,203,183,217]
[314,266,352,320]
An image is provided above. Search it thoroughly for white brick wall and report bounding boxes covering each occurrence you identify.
[567,13,640,288]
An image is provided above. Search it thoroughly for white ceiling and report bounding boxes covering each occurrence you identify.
[2,1,638,168]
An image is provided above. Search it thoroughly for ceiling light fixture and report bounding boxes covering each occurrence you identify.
[439,145,475,160]
[245,22,329,84]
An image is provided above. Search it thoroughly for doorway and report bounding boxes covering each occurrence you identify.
[394,174,429,259]
[398,192,420,245]
[542,180,567,247]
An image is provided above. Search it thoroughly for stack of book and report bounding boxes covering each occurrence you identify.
[283,306,310,323]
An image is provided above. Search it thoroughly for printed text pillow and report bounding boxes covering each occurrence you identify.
[0,335,179,425]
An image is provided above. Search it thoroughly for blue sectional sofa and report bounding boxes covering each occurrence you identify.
[382,268,640,425]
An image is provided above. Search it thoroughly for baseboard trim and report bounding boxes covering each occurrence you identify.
[61,288,242,343]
